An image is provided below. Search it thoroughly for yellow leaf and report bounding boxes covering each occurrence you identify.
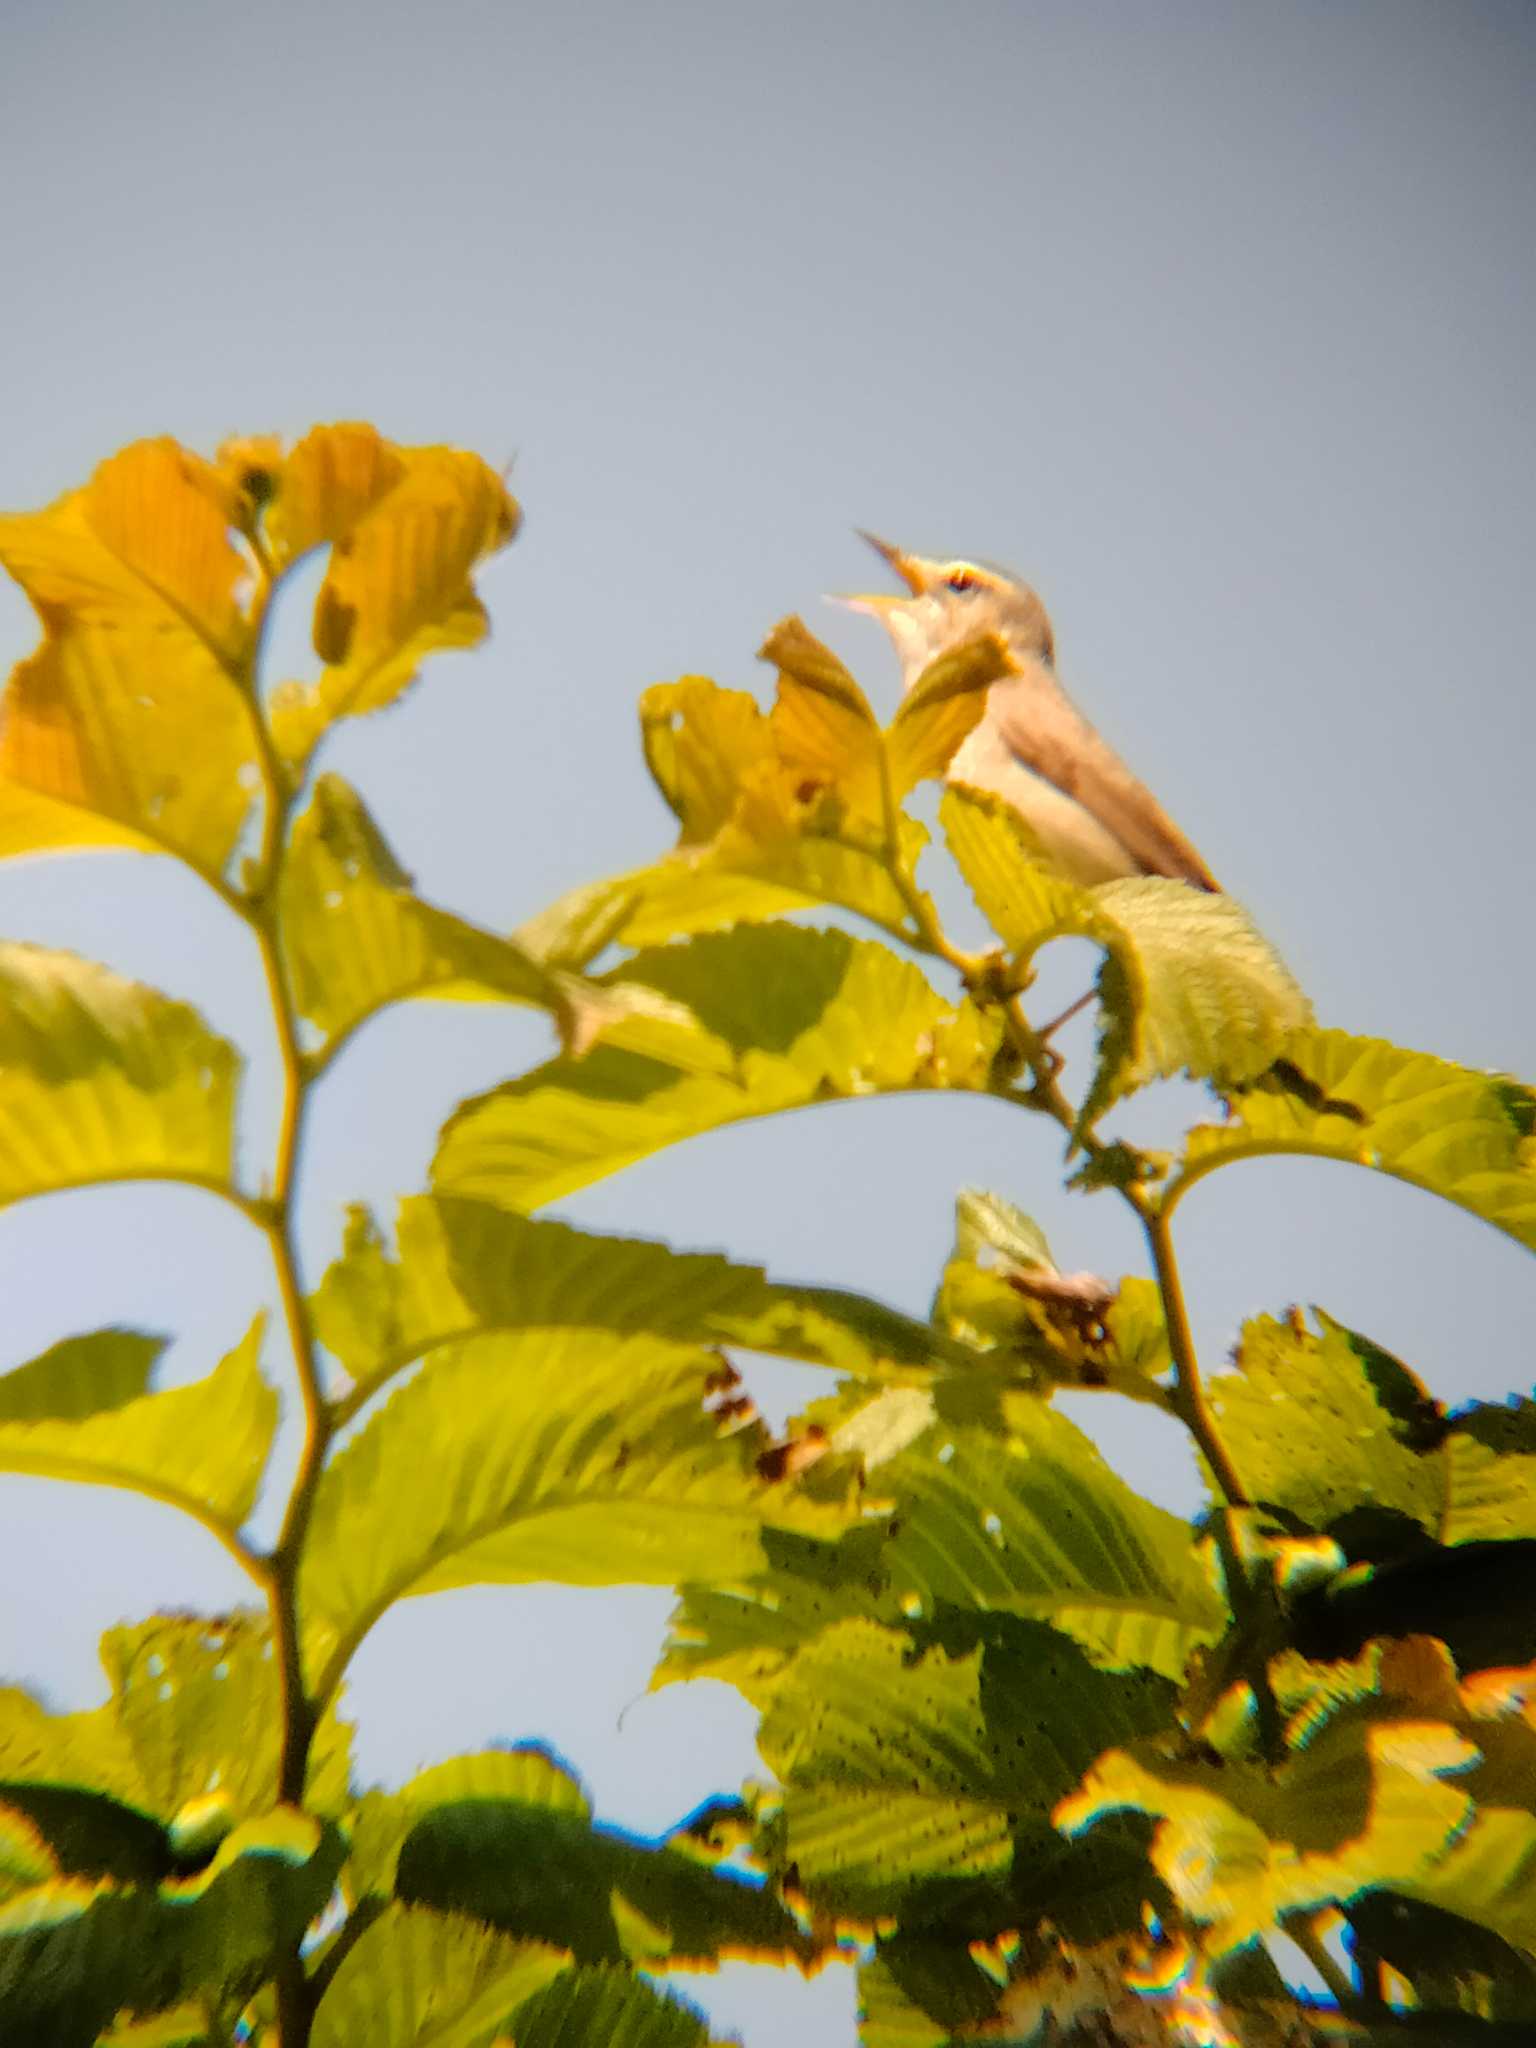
[885,631,1012,797]
[0,621,257,875]
[260,421,407,567]
[268,443,519,763]
[0,439,253,672]
[640,678,777,845]
[761,614,884,823]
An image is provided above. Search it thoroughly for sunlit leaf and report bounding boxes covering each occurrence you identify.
[281,775,560,1057]
[98,1613,351,1824]
[93,2005,211,2046]
[1204,1313,1446,1533]
[433,925,1000,1211]
[311,1195,969,1410]
[884,634,1011,798]
[514,874,644,972]
[506,1965,722,2048]
[633,668,934,942]
[312,1902,567,2048]
[0,440,251,669]
[758,1621,1011,1906]
[940,782,1109,953]
[266,444,517,765]
[1199,1311,1536,1551]
[1057,1718,1477,1953]
[868,1388,1225,1679]
[0,1613,347,1841]
[756,1614,1173,1913]
[940,788,1310,1120]
[617,835,921,948]
[258,421,407,568]
[1174,1029,1536,1257]
[0,946,239,1206]
[299,1329,858,1696]
[760,615,884,824]
[0,624,258,876]
[1083,875,1311,1118]
[642,679,780,847]
[0,1319,274,1534]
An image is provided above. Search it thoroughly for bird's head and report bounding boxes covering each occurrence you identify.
[837,533,1055,688]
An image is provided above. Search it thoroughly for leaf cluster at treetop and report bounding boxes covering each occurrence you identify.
[0,424,1533,2045]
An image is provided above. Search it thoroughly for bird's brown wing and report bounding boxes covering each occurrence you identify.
[986,663,1220,891]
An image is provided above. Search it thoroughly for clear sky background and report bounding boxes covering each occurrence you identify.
[1,5,1533,2042]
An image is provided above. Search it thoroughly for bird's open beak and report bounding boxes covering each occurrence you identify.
[856,530,927,594]
[829,530,927,617]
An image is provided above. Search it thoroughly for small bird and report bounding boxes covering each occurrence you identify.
[841,535,1219,892]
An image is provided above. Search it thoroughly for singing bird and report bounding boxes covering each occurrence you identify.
[842,536,1219,892]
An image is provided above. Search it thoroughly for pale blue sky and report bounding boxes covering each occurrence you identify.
[1,5,1533,2041]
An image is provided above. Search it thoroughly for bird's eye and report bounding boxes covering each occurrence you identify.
[945,567,980,594]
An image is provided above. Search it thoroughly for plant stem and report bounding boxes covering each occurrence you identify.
[1141,1207,1247,1508]
[241,591,329,2046]
[1142,1201,1288,1762]
[874,823,1286,1758]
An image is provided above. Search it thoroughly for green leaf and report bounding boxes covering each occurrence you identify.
[312,1903,567,2048]
[654,1526,895,1698]
[0,946,240,1206]
[758,1621,1013,1907]
[950,1188,1055,1274]
[0,1808,54,1904]
[346,1747,588,1900]
[93,2004,211,2046]
[514,875,645,972]
[0,1330,166,1424]
[657,1379,1220,1697]
[433,925,1000,1212]
[311,1195,971,1410]
[858,1946,988,2048]
[280,775,560,1058]
[299,1329,858,1695]
[0,1614,349,1827]
[1175,1029,1536,1257]
[0,1318,275,1534]
[395,1798,819,1968]
[755,1614,1173,1914]
[98,1612,351,1824]
[940,782,1111,952]
[0,1784,167,1885]
[939,788,1310,1121]
[614,836,922,949]
[884,634,1011,799]
[0,1809,341,2046]
[871,1389,1225,1680]
[506,1966,720,2048]
[1202,1312,1536,1545]
[1082,876,1312,1119]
